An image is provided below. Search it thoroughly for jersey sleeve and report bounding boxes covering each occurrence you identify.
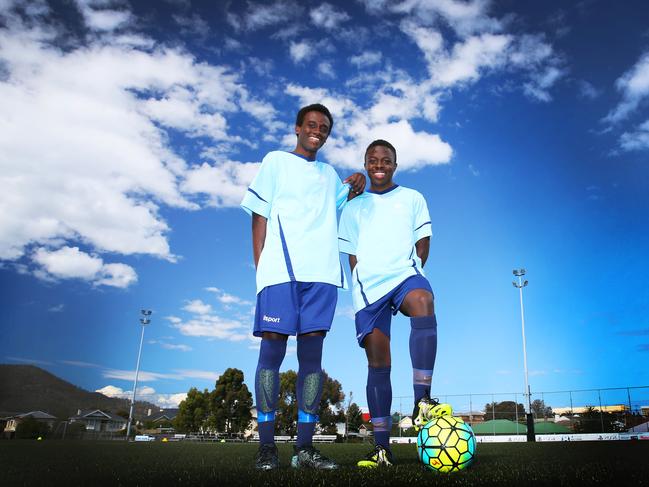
[413,192,433,242]
[338,203,358,255]
[240,154,276,218]
[335,173,350,210]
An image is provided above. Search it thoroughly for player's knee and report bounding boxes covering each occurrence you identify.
[408,290,434,316]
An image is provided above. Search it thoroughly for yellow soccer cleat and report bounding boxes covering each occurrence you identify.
[357,445,394,468]
[413,397,453,431]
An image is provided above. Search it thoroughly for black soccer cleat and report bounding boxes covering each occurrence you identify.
[290,445,339,470]
[255,443,280,470]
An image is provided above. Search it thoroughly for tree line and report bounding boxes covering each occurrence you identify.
[173,367,350,435]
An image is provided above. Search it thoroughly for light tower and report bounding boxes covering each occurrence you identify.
[512,269,535,442]
[126,309,152,439]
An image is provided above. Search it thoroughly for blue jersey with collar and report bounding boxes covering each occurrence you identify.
[241,150,350,293]
[338,185,432,312]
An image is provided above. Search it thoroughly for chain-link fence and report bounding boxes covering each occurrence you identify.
[393,385,649,435]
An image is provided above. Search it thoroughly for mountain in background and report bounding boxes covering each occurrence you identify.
[0,364,160,419]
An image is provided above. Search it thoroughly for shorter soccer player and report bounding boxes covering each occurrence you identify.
[338,140,452,468]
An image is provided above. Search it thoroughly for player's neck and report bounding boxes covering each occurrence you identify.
[292,146,317,161]
[369,182,397,194]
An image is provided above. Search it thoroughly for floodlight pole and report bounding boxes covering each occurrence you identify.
[513,269,535,442]
[126,309,152,440]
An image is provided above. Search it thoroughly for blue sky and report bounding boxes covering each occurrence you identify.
[1,0,648,414]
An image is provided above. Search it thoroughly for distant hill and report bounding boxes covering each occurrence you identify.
[0,364,161,419]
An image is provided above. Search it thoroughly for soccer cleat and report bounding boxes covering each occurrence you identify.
[357,444,394,468]
[290,445,339,470]
[412,397,453,431]
[255,443,280,470]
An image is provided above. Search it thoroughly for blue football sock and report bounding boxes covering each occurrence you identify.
[367,366,392,450]
[296,334,324,448]
[409,315,438,403]
[255,338,287,445]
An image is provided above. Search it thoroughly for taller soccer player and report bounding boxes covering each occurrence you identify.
[241,104,365,470]
[338,139,452,468]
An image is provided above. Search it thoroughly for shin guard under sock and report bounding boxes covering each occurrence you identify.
[367,366,392,449]
[409,315,438,403]
[296,334,324,448]
[255,338,287,445]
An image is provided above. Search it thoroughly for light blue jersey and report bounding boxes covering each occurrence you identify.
[241,150,350,294]
[338,185,432,312]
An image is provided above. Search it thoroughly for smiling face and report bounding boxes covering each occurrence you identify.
[294,111,330,159]
[364,144,397,192]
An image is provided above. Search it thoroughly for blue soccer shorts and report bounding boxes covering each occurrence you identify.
[253,281,338,337]
[354,274,433,347]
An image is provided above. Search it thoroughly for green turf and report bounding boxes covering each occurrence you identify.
[1,440,649,486]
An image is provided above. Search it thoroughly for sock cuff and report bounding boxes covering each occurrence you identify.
[413,368,433,385]
[371,416,393,432]
[410,315,437,329]
[298,409,319,423]
[257,411,276,422]
[368,365,391,375]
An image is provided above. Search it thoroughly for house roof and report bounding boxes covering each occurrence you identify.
[14,411,57,420]
[70,409,126,422]
[152,409,178,421]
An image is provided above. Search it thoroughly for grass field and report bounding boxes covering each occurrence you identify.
[2,440,649,486]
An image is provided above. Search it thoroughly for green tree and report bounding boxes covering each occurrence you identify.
[484,401,526,422]
[210,368,253,434]
[318,371,345,434]
[346,403,362,432]
[276,369,345,435]
[573,406,623,433]
[174,387,210,432]
[277,370,298,435]
[531,399,553,419]
[15,418,50,439]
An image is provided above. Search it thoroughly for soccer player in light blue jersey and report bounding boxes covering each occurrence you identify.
[338,140,452,468]
[241,104,365,470]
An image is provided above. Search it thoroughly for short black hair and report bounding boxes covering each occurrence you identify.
[365,139,397,164]
[295,104,334,132]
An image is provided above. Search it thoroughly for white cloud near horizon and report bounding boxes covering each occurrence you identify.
[96,384,188,408]
[149,339,193,352]
[102,367,219,382]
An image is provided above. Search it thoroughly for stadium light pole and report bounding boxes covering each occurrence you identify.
[126,309,152,440]
[513,269,535,442]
